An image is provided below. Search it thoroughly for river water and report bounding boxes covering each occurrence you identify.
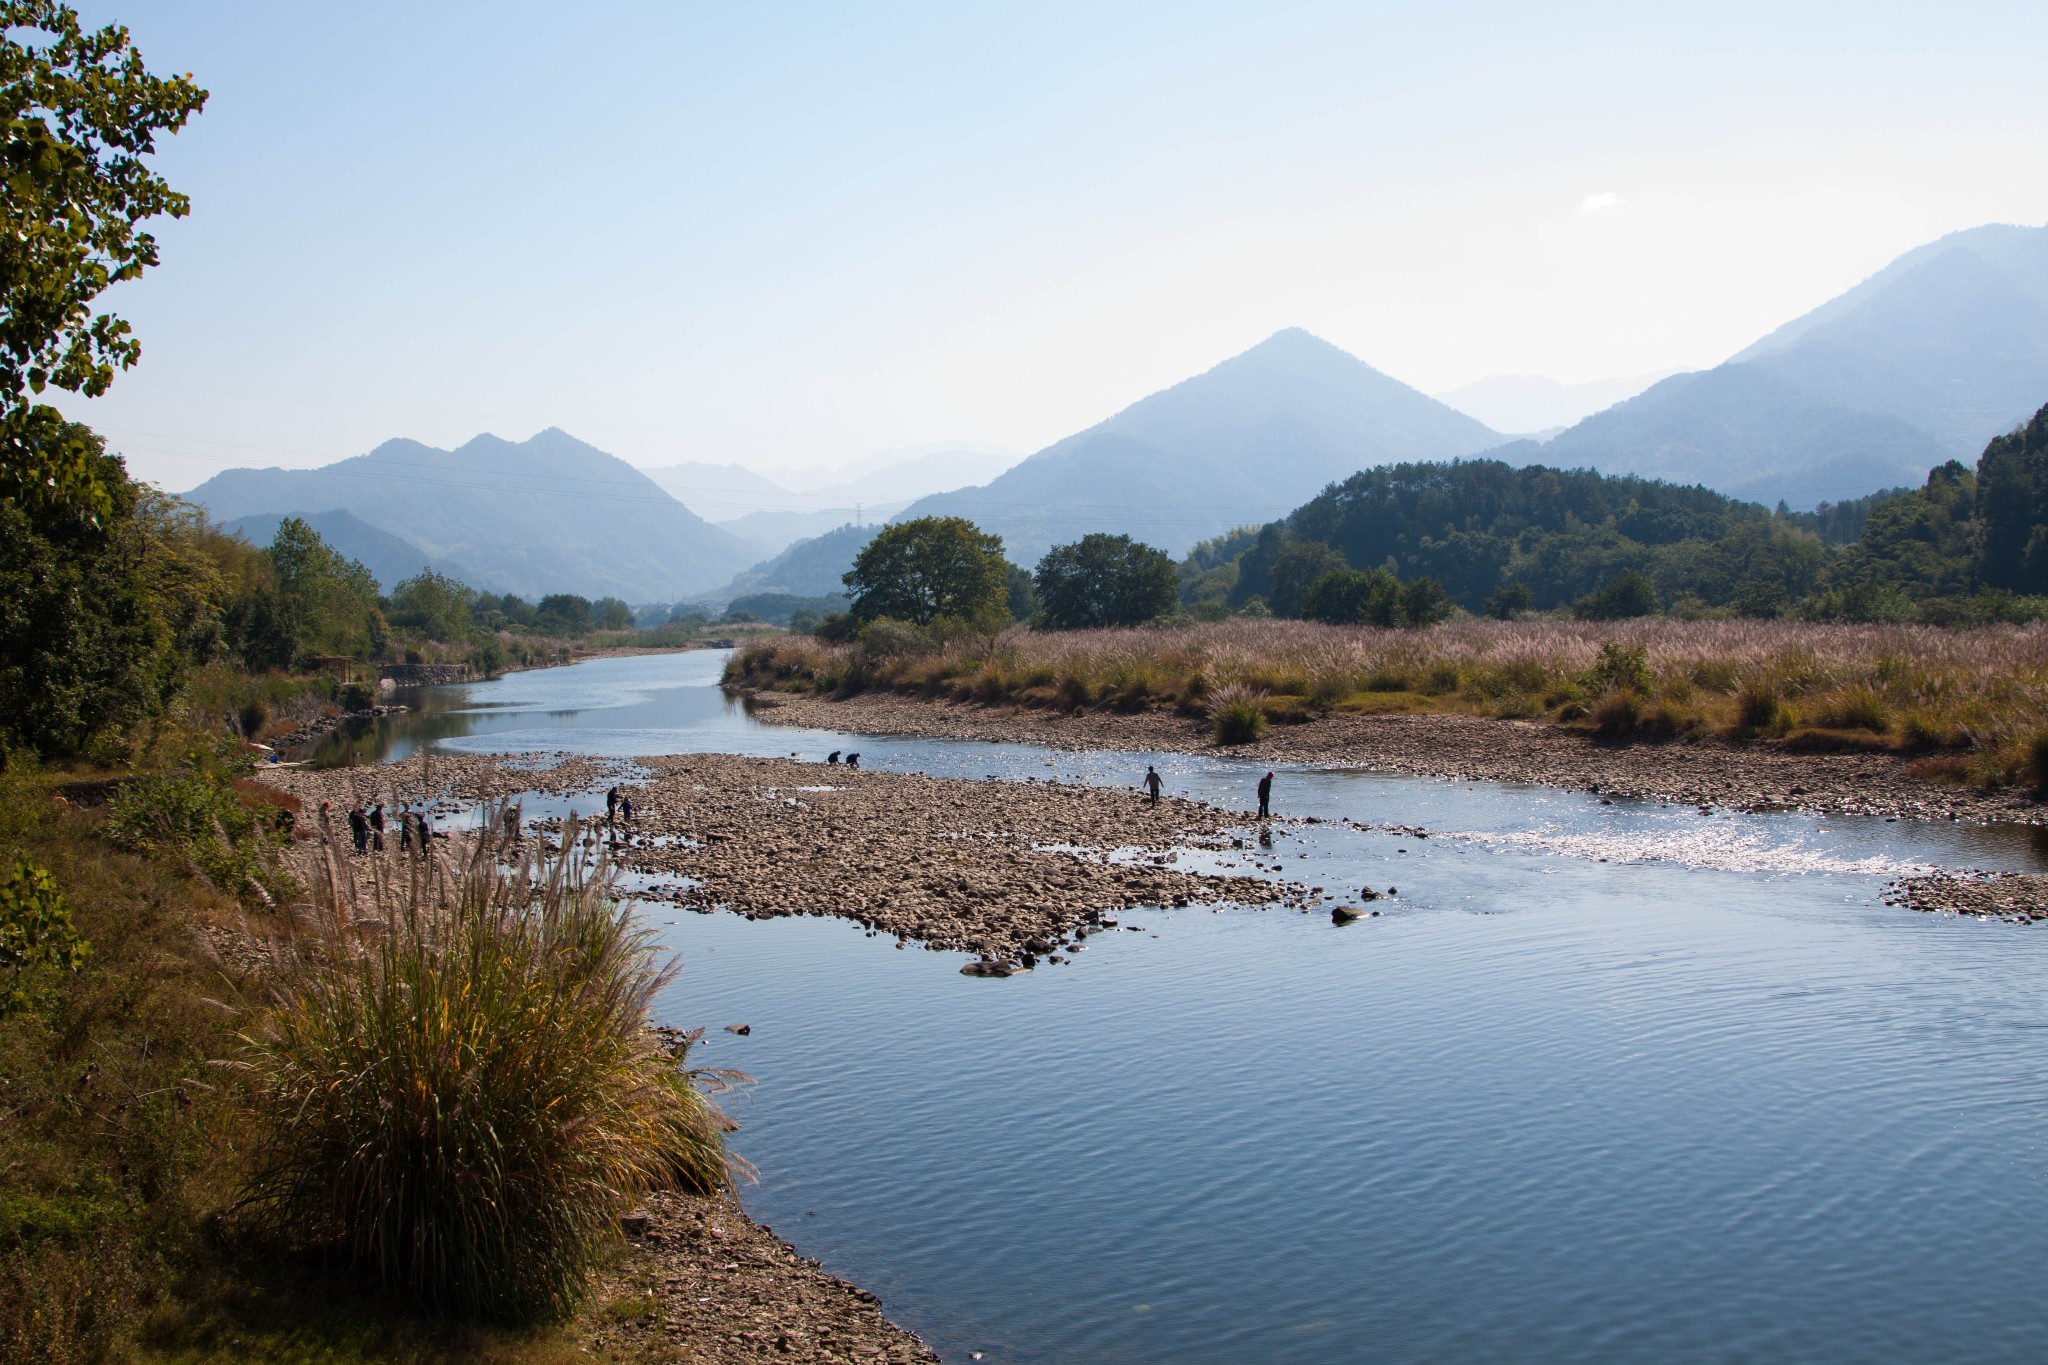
[313,650,2048,1363]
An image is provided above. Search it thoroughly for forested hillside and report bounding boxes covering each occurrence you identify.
[1178,404,2048,627]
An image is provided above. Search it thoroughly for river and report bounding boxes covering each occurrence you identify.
[307,649,2048,1363]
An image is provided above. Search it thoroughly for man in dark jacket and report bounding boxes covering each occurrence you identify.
[1257,771,1274,819]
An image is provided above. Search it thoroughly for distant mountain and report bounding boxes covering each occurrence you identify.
[792,445,1022,504]
[221,509,477,593]
[1514,223,2048,506]
[702,522,880,606]
[897,329,1503,563]
[1434,372,1673,435]
[714,504,910,559]
[639,461,791,521]
[185,428,755,601]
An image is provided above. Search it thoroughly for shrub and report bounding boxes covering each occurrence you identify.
[1208,684,1268,745]
[1815,686,1893,734]
[0,858,90,1018]
[105,763,283,907]
[1584,641,1652,695]
[236,818,739,1321]
[1591,691,1643,737]
[1736,682,1784,730]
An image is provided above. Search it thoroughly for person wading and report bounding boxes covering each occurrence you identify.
[1144,765,1163,805]
[606,785,621,844]
[1257,770,1274,820]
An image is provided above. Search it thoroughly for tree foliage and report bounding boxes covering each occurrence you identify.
[844,516,1010,627]
[1976,406,2048,594]
[0,856,89,1017]
[1,2,206,520]
[0,431,220,755]
[1033,533,1177,629]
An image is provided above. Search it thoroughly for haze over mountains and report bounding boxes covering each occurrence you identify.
[643,444,1020,557]
[898,329,1504,565]
[182,221,2048,607]
[1495,222,2048,506]
[185,429,755,600]
[1434,372,1675,436]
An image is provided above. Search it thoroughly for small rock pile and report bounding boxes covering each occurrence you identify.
[1886,872,2048,923]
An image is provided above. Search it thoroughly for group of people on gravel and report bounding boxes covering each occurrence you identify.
[319,798,437,856]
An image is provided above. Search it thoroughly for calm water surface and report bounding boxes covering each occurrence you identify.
[320,651,2048,1362]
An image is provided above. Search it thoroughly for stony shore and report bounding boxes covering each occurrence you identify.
[609,752,1299,967]
[739,690,2048,825]
[1887,871,2048,923]
[580,1190,940,1363]
[255,748,1297,1360]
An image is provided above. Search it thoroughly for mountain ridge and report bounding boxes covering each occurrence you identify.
[185,428,755,601]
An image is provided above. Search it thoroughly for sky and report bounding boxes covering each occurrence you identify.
[44,0,2048,491]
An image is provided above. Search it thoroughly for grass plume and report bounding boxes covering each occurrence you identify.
[234,812,741,1323]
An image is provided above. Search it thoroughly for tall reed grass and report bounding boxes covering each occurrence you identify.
[233,814,740,1322]
[732,618,2048,782]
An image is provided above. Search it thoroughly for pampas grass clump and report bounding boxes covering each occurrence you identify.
[235,815,740,1322]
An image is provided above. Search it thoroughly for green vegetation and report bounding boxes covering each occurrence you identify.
[844,515,1012,628]
[0,1,207,523]
[1173,410,2048,629]
[1034,532,1178,629]
[240,819,737,1323]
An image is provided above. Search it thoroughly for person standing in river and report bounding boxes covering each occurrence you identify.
[606,785,620,842]
[1257,771,1274,820]
[1144,765,1163,805]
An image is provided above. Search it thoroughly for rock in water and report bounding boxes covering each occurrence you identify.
[1331,906,1362,924]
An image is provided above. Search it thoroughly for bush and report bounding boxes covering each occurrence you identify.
[1591,691,1643,737]
[1208,684,1268,745]
[105,762,282,907]
[1815,686,1892,734]
[1583,641,1652,695]
[0,858,90,1018]
[1736,681,1785,731]
[238,817,739,1322]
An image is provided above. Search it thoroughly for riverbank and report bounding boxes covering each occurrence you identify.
[254,748,1312,1356]
[737,689,2048,825]
[260,750,1310,967]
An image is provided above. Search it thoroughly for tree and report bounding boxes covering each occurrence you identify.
[388,568,475,641]
[1976,404,2048,594]
[0,433,218,754]
[269,517,382,661]
[592,596,633,630]
[1,4,207,521]
[1399,576,1454,626]
[1483,580,1533,619]
[1302,567,1401,626]
[1269,540,1347,618]
[1574,570,1658,620]
[537,593,593,634]
[1033,533,1178,629]
[843,516,1009,627]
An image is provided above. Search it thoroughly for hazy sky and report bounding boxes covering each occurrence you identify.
[47,0,2048,489]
